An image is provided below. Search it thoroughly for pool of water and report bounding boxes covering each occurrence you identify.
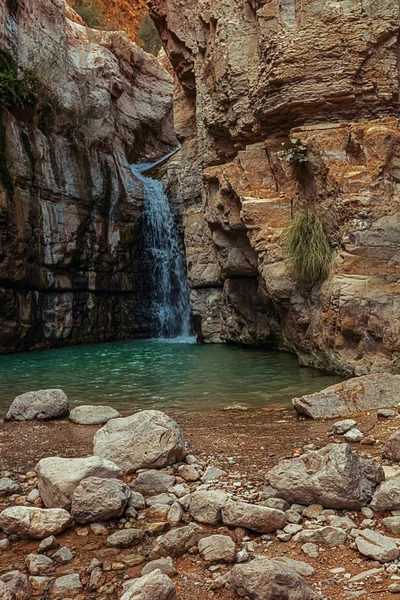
[0,339,343,415]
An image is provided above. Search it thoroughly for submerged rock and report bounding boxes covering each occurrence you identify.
[5,390,69,421]
[69,405,121,425]
[293,374,400,419]
[93,410,186,473]
[0,507,72,539]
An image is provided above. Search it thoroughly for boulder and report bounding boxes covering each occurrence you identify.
[36,455,123,509]
[152,524,203,558]
[332,420,358,434]
[266,444,376,509]
[106,529,146,548]
[0,507,72,539]
[69,405,121,425]
[198,534,236,563]
[0,571,30,600]
[141,557,176,577]
[5,390,69,421]
[120,569,176,600]
[93,410,186,473]
[51,574,82,597]
[71,477,131,524]
[231,558,314,600]
[293,374,400,419]
[222,501,285,533]
[370,480,400,512]
[384,431,400,462]
[130,471,176,496]
[294,526,347,547]
[355,529,399,563]
[189,490,228,525]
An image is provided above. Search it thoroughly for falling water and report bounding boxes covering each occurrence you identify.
[131,153,192,339]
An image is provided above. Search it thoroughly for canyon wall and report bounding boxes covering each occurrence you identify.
[150,0,400,375]
[0,0,176,352]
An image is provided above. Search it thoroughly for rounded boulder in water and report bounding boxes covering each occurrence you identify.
[5,389,69,421]
[93,410,187,473]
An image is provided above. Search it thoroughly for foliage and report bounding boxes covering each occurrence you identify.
[283,210,332,283]
[282,138,308,164]
[137,13,162,57]
[0,49,40,109]
[71,0,106,29]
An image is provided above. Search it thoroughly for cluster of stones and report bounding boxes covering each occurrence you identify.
[3,391,400,598]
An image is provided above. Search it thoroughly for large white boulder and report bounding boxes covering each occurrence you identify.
[93,410,186,473]
[36,455,123,510]
[0,507,72,539]
[5,390,69,421]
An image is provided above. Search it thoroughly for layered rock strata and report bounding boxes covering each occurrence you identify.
[149,0,400,375]
[0,0,176,352]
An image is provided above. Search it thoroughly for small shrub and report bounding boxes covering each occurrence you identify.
[283,210,332,283]
[137,13,162,57]
[0,49,40,109]
[282,138,308,164]
[71,0,106,29]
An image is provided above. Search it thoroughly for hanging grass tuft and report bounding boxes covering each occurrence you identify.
[283,210,332,283]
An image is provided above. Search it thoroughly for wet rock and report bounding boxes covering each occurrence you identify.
[52,546,74,564]
[25,554,53,575]
[222,500,286,533]
[189,490,228,525]
[295,526,347,547]
[201,466,227,483]
[371,480,400,511]
[120,569,176,600]
[69,405,121,425]
[267,443,376,509]
[293,374,400,419]
[355,529,399,563]
[0,571,30,600]
[106,529,146,548]
[0,507,72,539]
[51,573,82,597]
[130,471,176,496]
[5,390,69,421]
[71,477,131,524]
[93,410,186,473]
[198,534,236,563]
[38,535,59,553]
[0,478,21,497]
[333,420,358,434]
[231,558,314,600]
[384,431,400,462]
[36,455,123,509]
[152,523,203,558]
[141,557,176,577]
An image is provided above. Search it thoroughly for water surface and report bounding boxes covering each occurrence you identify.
[0,339,343,415]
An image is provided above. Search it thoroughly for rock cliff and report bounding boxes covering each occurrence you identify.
[0,0,176,352]
[149,0,400,375]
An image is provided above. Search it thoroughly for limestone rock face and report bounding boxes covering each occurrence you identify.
[5,390,69,421]
[149,0,400,375]
[36,455,123,509]
[93,410,186,473]
[293,374,400,419]
[0,506,73,539]
[267,444,376,509]
[0,0,176,353]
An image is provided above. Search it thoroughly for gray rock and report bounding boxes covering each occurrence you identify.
[231,558,314,600]
[189,490,228,525]
[198,534,236,563]
[333,420,358,434]
[5,389,69,421]
[25,554,53,575]
[293,374,400,419]
[0,478,21,496]
[295,526,347,547]
[267,443,376,509]
[330,516,357,532]
[222,500,286,533]
[263,498,290,512]
[0,571,30,600]
[106,529,146,548]
[201,466,227,483]
[301,543,319,558]
[382,516,400,535]
[38,535,59,553]
[93,410,186,473]
[378,408,397,418]
[51,573,82,597]
[359,459,385,486]
[146,493,175,507]
[0,581,14,600]
[120,569,176,600]
[127,491,146,510]
[141,557,176,577]
[71,477,131,524]
[177,464,200,482]
[167,503,183,527]
[371,480,400,512]
[27,489,39,504]
[355,529,399,563]
[130,471,176,496]
[69,405,121,425]
[152,523,203,558]
[274,557,315,577]
[0,507,72,539]
[52,547,74,564]
[389,583,400,593]
[0,538,10,551]
[343,428,364,442]
[36,455,123,509]
[384,431,400,462]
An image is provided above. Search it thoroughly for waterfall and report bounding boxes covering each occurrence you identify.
[131,153,192,339]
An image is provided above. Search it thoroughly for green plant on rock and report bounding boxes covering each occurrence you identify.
[0,49,40,109]
[283,209,332,283]
[71,0,106,29]
[282,138,308,164]
[137,13,162,57]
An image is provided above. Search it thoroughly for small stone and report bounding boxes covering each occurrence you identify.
[301,543,319,558]
[38,535,60,553]
[90,522,108,535]
[201,467,227,483]
[69,405,121,425]
[0,478,21,496]
[333,420,358,435]
[198,534,236,563]
[53,546,74,564]
[51,573,82,597]
[356,529,399,563]
[141,557,176,577]
[343,429,365,442]
[168,502,183,527]
[177,464,200,482]
[27,489,40,504]
[130,471,176,496]
[25,553,53,575]
[389,583,400,593]
[106,529,146,548]
[0,539,10,552]
[378,409,397,418]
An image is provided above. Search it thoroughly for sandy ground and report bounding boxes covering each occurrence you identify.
[0,407,399,599]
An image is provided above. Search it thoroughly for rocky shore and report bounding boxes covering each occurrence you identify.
[2,381,400,598]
